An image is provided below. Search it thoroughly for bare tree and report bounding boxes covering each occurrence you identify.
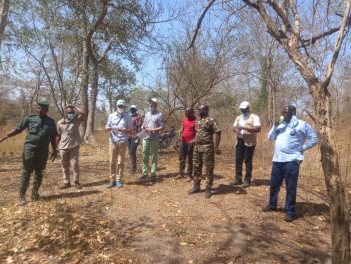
[0,0,10,48]
[189,0,351,263]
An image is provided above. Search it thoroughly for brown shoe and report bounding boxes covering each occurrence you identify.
[186,176,192,182]
[175,174,183,179]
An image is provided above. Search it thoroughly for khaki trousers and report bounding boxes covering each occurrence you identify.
[109,141,128,182]
[60,145,80,184]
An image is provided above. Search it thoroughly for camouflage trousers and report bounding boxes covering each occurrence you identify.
[193,150,215,188]
[20,148,48,191]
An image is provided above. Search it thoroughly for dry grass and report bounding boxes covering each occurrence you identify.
[0,120,351,263]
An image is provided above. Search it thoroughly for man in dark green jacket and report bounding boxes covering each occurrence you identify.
[0,101,58,205]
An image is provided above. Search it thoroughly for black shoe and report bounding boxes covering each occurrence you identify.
[283,214,295,222]
[151,175,156,182]
[60,182,71,190]
[229,179,242,185]
[205,187,212,198]
[19,194,27,206]
[262,206,277,212]
[138,174,148,180]
[74,181,82,189]
[188,182,201,195]
[242,181,250,188]
[31,192,41,201]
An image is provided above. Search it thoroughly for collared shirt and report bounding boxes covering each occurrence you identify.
[57,116,82,150]
[106,112,132,143]
[195,115,221,152]
[143,110,165,140]
[268,118,318,162]
[15,114,58,151]
[233,113,261,139]
[128,113,143,139]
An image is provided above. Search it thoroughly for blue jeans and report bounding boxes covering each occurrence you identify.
[268,161,300,216]
[128,138,139,172]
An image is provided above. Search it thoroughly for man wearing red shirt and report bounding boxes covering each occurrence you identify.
[175,107,196,182]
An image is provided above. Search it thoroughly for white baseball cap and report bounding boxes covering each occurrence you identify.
[116,100,125,106]
[239,101,250,109]
[130,105,137,109]
[149,98,158,104]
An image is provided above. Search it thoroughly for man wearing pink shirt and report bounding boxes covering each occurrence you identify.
[175,107,196,182]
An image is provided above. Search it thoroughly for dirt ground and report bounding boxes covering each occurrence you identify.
[0,143,348,264]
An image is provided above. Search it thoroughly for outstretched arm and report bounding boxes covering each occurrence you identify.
[0,129,20,144]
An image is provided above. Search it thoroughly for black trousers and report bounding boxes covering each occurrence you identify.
[179,142,194,176]
[235,138,256,183]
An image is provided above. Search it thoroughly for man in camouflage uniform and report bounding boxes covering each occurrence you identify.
[188,105,221,198]
[0,101,58,205]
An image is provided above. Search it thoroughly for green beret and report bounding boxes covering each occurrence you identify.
[37,101,49,107]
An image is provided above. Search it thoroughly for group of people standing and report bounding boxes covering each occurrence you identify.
[0,99,318,222]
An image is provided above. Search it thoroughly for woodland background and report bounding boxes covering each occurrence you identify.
[1,0,351,263]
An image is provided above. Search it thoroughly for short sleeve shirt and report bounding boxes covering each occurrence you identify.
[143,110,165,140]
[195,115,221,152]
[233,113,261,139]
[15,114,58,151]
[181,117,197,142]
[106,112,132,143]
[57,116,82,150]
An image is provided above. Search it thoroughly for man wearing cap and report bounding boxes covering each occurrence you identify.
[56,104,85,190]
[105,100,132,188]
[127,105,143,175]
[230,101,261,188]
[0,101,58,205]
[139,98,165,182]
[188,104,221,198]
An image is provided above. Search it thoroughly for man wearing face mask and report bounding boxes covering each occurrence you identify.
[263,105,318,222]
[0,101,58,205]
[230,101,261,188]
[106,100,132,188]
[139,98,165,182]
[127,105,143,175]
[56,104,85,190]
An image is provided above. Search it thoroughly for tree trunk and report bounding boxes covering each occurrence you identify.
[84,63,98,144]
[79,29,89,137]
[311,81,350,264]
[0,0,10,48]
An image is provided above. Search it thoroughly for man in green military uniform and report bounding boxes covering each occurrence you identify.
[188,105,221,198]
[0,101,58,205]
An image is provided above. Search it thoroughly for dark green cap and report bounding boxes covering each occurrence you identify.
[37,101,49,107]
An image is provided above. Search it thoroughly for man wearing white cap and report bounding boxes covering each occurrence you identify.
[105,100,132,188]
[127,105,143,174]
[139,98,165,182]
[230,101,261,188]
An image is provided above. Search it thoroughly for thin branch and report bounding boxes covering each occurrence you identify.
[323,0,351,91]
[186,0,216,50]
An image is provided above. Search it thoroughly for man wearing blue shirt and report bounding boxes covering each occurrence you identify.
[263,105,318,222]
[105,100,132,188]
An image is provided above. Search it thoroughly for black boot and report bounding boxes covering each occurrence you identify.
[188,182,200,195]
[205,187,212,198]
[19,188,27,206]
[31,186,41,201]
